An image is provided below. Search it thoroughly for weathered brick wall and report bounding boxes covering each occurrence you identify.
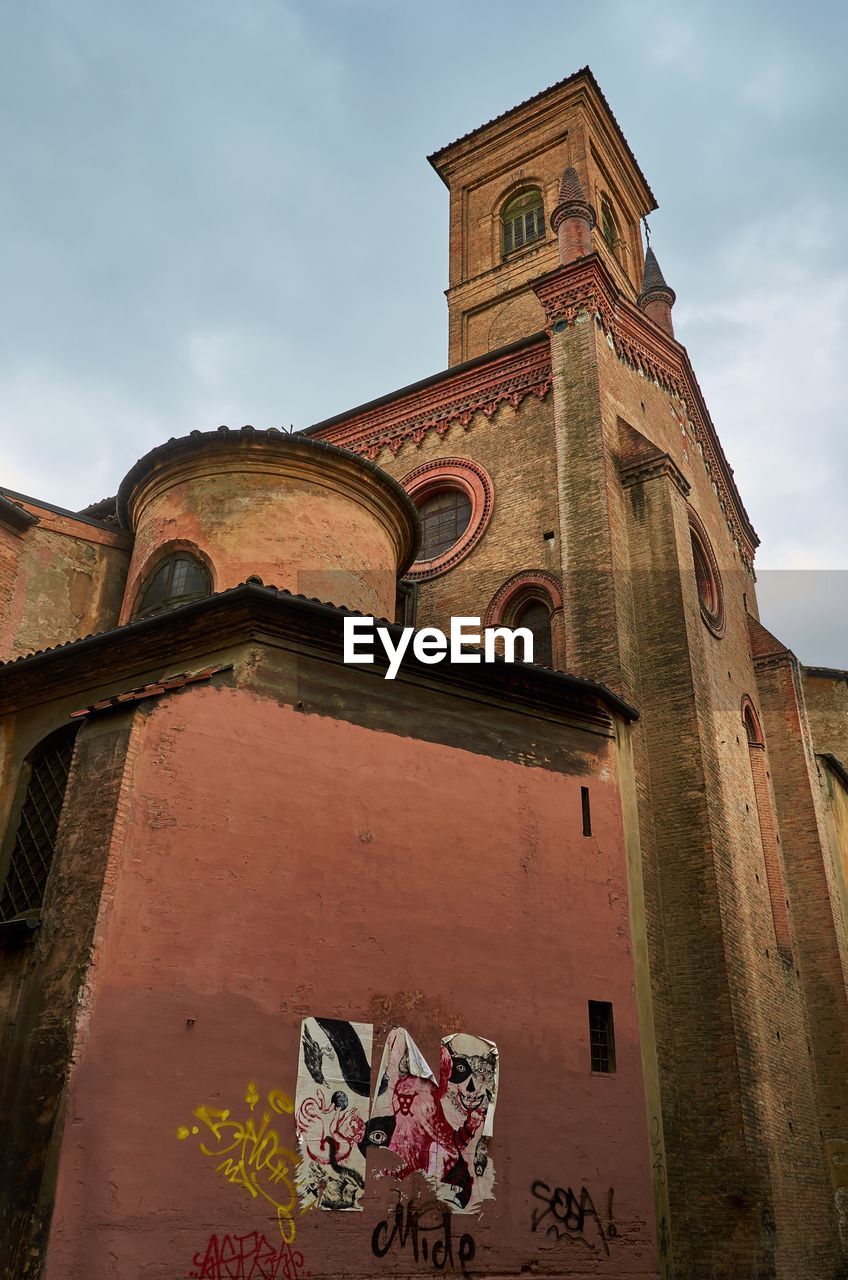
[0,504,129,663]
[593,323,842,1275]
[803,670,848,766]
[0,709,137,1278]
[753,655,848,1149]
[376,392,562,635]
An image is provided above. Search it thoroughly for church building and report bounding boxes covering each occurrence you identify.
[1,67,847,1280]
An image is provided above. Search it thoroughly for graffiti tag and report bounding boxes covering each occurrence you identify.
[530,1181,616,1255]
[650,1115,666,1189]
[188,1232,308,1279]
[178,1082,300,1242]
[372,1197,476,1278]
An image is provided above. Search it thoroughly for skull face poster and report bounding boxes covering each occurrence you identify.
[367,1027,499,1213]
[295,1018,373,1211]
[434,1032,499,1213]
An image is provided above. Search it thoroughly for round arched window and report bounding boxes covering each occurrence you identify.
[484,570,564,669]
[416,490,472,562]
[514,599,553,667]
[689,517,724,636]
[132,553,211,620]
[502,189,545,256]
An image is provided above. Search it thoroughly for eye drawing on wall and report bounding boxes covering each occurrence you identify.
[295,1018,373,1212]
[367,1027,499,1213]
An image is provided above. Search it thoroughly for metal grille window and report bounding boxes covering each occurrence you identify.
[514,600,553,667]
[133,554,211,620]
[588,1001,616,1073]
[416,490,472,561]
[0,724,78,923]
[502,190,545,256]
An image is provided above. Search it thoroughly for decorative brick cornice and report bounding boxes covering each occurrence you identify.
[753,649,798,676]
[306,338,552,461]
[619,448,691,497]
[533,254,759,571]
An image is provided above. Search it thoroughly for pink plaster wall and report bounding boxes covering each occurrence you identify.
[44,685,657,1279]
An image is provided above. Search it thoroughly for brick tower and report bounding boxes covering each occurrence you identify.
[312,67,848,1277]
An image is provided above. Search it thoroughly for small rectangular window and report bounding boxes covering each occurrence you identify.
[588,1001,615,1073]
[581,786,591,837]
[503,222,513,254]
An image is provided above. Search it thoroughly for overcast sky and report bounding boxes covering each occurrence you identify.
[1,0,845,665]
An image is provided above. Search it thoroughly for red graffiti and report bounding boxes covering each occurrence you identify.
[188,1232,308,1279]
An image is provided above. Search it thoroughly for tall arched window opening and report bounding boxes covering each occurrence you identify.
[502,189,545,256]
[0,723,80,923]
[514,599,553,667]
[600,196,621,256]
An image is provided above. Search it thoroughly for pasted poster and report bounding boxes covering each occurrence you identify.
[295,1017,373,1211]
[436,1032,499,1213]
[367,1027,498,1213]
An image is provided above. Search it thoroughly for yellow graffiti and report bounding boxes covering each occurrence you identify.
[178,1084,300,1242]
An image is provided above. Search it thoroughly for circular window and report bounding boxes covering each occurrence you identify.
[689,516,724,636]
[417,490,472,561]
[401,458,494,581]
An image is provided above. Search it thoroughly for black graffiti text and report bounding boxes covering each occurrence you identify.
[372,1198,476,1279]
[530,1181,616,1255]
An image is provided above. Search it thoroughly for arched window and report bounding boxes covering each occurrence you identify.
[600,197,621,254]
[688,515,724,636]
[416,490,472,562]
[132,553,211,620]
[502,189,545,256]
[484,571,565,670]
[743,701,763,747]
[0,723,79,923]
[514,599,553,668]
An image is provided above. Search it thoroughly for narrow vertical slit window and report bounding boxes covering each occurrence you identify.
[0,723,79,923]
[581,786,592,837]
[588,1001,616,1073]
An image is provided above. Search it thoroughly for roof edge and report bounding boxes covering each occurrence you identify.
[0,582,639,724]
[427,66,657,210]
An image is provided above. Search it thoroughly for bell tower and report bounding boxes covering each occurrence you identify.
[428,67,657,366]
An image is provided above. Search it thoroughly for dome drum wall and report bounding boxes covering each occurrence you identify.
[116,430,419,623]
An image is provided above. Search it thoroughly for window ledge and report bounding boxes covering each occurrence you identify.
[501,237,548,263]
[0,912,42,945]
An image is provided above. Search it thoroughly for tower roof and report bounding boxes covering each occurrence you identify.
[558,165,588,203]
[427,66,657,211]
[641,245,673,295]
